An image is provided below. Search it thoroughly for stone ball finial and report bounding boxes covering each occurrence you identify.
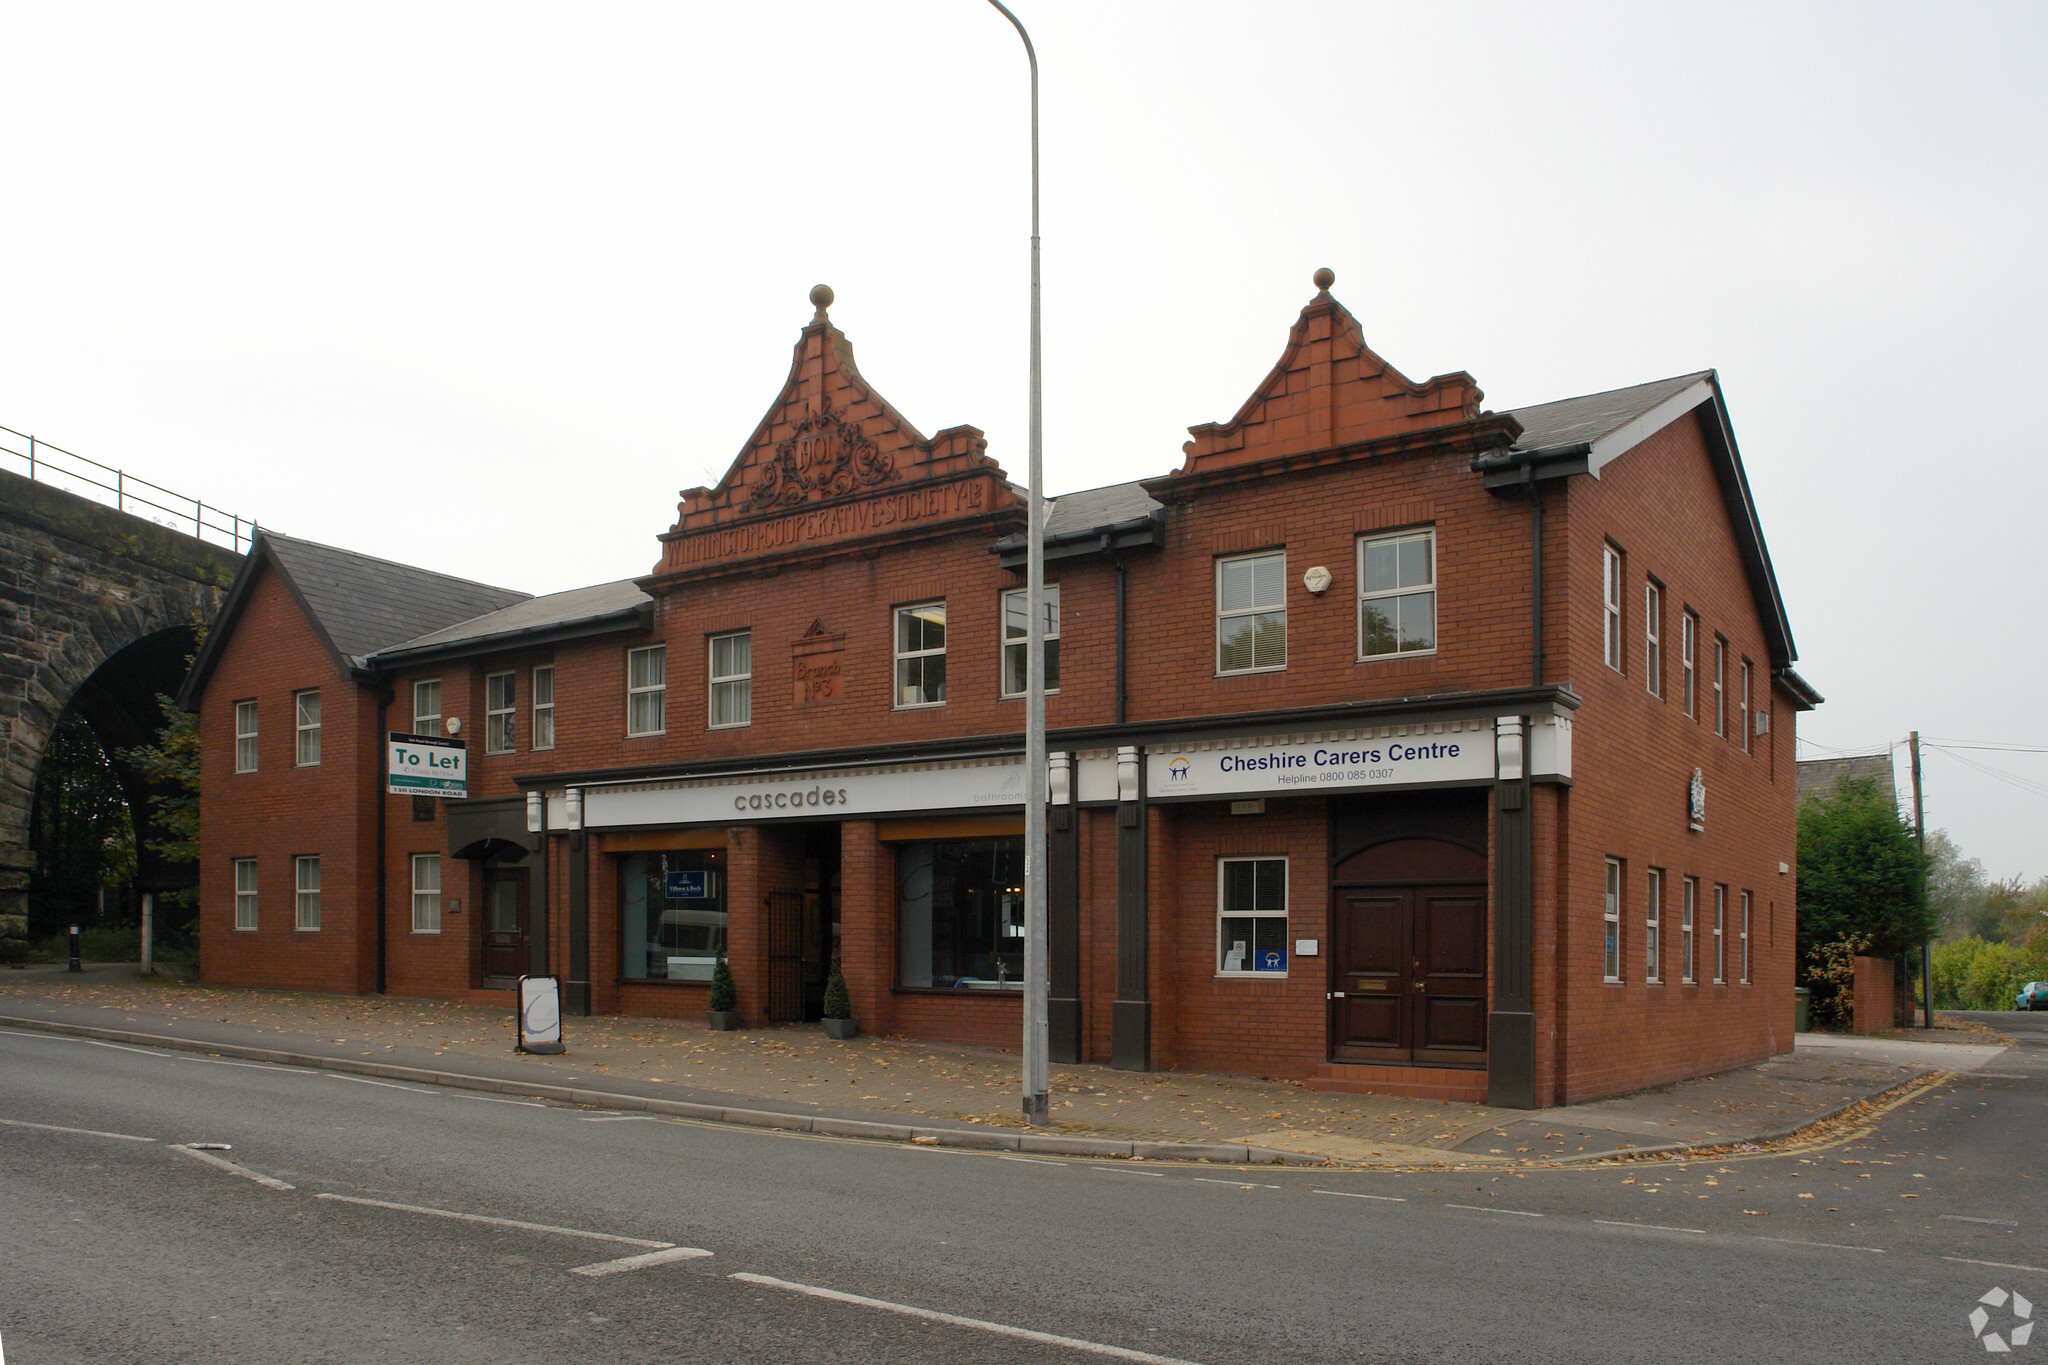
[810,283,835,310]
[1312,267,1335,291]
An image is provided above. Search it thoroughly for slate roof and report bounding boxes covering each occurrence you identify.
[1507,371,1714,451]
[1796,754,1898,807]
[1043,481,1161,537]
[260,532,530,667]
[374,578,650,661]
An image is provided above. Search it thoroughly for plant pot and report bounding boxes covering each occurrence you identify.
[821,1016,859,1041]
[706,1009,741,1032]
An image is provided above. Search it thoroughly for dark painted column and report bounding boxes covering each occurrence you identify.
[1112,744,1150,1071]
[565,787,590,1017]
[1488,716,1536,1107]
[1047,753,1081,1064]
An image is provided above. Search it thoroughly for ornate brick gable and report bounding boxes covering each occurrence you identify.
[1150,269,1516,498]
[649,287,1021,586]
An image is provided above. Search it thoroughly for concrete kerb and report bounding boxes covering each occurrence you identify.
[0,1013,1314,1166]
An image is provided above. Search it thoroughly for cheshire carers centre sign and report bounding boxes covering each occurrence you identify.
[388,732,467,798]
[1147,725,1492,798]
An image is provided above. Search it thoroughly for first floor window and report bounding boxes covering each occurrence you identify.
[628,645,666,735]
[894,602,948,706]
[1713,884,1727,983]
[1714,636,1727,736]
[1740,658,1754,753]
[1602,544,1624,672]
[531,665,555,750]
[1681,611,1698,718]
[1603,857,1622,981]
[1218,857,1288,975]
[1217,551,1286,673]
[619,850,727,981]
[234,859,258,931]
[294,690,320,766]
[1358,528,1435,658]
[1645,867,1664,982]
[485,672,515,753]
[410,854,442,933]
[1644,580,1663,696]
[896,837,1023,988]
[710,631,752,727]
[235,700,258,772]
[1681,877,1697,983]
[295,855,320,931]
[1001,586,1060,696]
[1740,890,1753,984]
[413,679,441,737]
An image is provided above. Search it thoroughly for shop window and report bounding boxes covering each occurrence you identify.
[1644,580,1663,697]
[1603,857,1623,982]
[894,603,947,707]
[1357,528,1435,658]
[627,645,666,735]
[1645,867,1664,983]
[1681,611,1698,719]
[413,679,442,737]
[295,855,320,932]
[619,850,726,981]
[294,690,320,767]
[1001,586,1060,696]
[485,672,516,754]
[896,837,1023,988]
[1602,543,1625,673]
[709,631,752,728]
[412,854,441,934]
[234,700,257,773]
[234,858,257,931]
[1217,856,1287,975]
[1681,877,1697,983]
[531,666,555,751]
[1217,551,1285,674]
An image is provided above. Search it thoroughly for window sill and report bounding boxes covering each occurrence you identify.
[707,722,751,731]
[625,730,667,739]
[1603,977,1623,985]
[1355,648,1437,664]
[233,926,257,933]
[293,928,321,934]
[892,702,947,712]
[1214,972,1288,981]
[618,978,711,988]
[891,985,1022,997]
[409,930,441,937]
[999,691,1061,701]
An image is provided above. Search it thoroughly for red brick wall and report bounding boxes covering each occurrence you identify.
[1853,956,1896,1035]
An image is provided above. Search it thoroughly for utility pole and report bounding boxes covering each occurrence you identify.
[1910,730,1930,1029]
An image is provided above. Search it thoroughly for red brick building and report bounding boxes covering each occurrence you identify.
[181,273,1821,1107]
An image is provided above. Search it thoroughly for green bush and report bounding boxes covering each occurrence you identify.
[709,954,737,1012]
[822,950,852,1020]
[26,924,141,964]
[1932,935,2044,1010]
[1804,934,1871,1030]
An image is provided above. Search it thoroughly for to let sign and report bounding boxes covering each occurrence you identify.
[388,732,467,798]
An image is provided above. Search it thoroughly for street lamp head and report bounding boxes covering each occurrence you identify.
[809,283,835,311]
[1313,266,1336,292]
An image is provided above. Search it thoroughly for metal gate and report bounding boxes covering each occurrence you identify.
[762,891,805,1022]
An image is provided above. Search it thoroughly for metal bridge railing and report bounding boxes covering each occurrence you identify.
[0,423,255,554]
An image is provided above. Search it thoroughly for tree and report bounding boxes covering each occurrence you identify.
[1796,777,1931,962]
[117,691,202,905]
[27,712,136,937]
[1926,830,1990,942]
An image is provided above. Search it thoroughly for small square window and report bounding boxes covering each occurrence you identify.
[1217,552,1285,674]
[485,672,515,754]
[1357,529,1435,658]
[1001,586,1060,697]
[627,646,666,735]
[710,631,752,728]
[234,700,258,773]
[294,690,320,767]
[1217,857,1288,974]
[295,855,321,932]
[894,603,947,707]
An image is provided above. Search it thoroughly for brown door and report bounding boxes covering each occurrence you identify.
[482,868,529,983]
[1330,881,1487,1066]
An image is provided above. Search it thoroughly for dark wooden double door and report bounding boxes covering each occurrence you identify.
[1329,833,1487,1066]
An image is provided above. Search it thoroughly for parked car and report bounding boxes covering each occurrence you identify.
[2017,982,2048,1011]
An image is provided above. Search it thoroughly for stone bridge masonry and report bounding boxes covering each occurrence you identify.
[0,468,241,944]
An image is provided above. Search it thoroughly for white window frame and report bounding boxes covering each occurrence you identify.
[294,855,320,932]
[1644,580,1663,697]
[530,665,555,751]
[1681,877,1696,983]
[485,671,516,754]
[1603,857,1623,982]
[1602,544,1624,673]
[1356,527,1437,660]
[1681,611,1698,719]
[1740,890,1752,984]
[411,854,441,934]
[1215,855,1289,976]
[709,630,753,728]
[1740,658,1753,754]
[294,690,320,767]
[234,858,258,931]
[1001,586,1061,697]
[1216,550,1287,675]
[234,700,258,773]
[1713,636,1727,737]
[894,602,948,708]
[627,645,666,736]
[413,679,442,737]
[1713,883,1727,984]
[1645,867,1663,983]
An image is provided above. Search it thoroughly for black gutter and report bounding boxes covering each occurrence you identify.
[991,511,1162,569]
[1470,443,1593,688]
[1773,665,1825,711]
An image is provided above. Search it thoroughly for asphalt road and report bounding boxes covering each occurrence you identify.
[2,1018,2043,1364]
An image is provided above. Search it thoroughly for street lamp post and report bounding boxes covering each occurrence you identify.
[986,0,1050,1126]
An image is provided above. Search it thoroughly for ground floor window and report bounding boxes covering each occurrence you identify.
[412,854,441,934]
[619,850,726,981]
[1218,856,1287,974]
[1603,857,1623,981]
[234,858,258,931]
[294,855,320,931]
[896,837,1023,988]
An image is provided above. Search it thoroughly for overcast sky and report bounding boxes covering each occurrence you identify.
[4,2,2043,881]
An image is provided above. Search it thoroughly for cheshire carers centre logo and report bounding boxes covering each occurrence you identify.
[1169,757,1191,781]
[1971,1286,2035,1353]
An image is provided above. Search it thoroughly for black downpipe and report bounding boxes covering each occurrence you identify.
[374,683,392,994]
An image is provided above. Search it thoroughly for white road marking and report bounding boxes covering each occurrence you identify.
[1756,1236,1884,1254]
[1313,1190,1405,1202]
[326,1074,436,1094]
[177,1056,314,1074]
[82,1040,172,1059]
[1594,1219,1705,1234]
[314,1193,672,1248]
[999,1156,1065,1165]
[577,1115,654,1123]
[568,1246,714,1277]
[1444,1204,1543,1217]
[0,1116,154,1143]
[1947,1256,2048,1275]
[1966,1073,2032,1079]
[1089,1166,1165,1177]
[1942,1215,2021,1227]
[168,1143,294,1191]
[729,1273,1205,1365]
[1191,1177,1279,1189]
[456,1094,545,1107]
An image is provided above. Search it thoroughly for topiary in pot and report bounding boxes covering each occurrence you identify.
[821,949,857,1040]
[706,953,740,1031]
